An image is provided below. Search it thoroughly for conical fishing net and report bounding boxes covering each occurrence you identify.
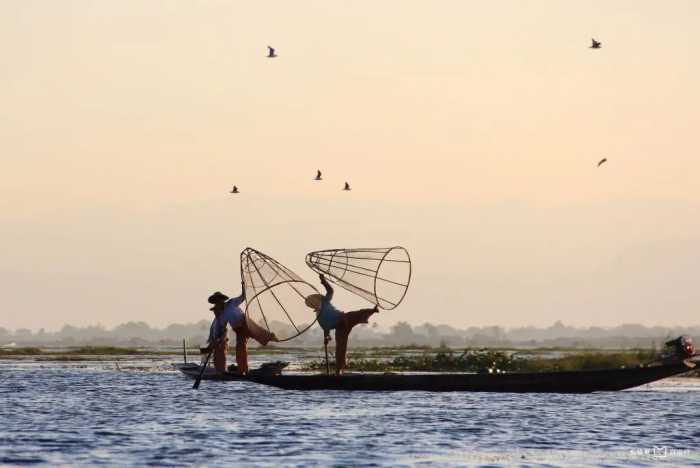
[305,247,411,310]
[241,248,319,342]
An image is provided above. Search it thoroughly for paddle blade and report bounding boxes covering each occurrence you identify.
[192,351,212,389]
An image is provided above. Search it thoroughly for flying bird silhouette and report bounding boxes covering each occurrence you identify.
[230,185,239,194]
[597,158,607,167]
[343,182,351,191]
[267,46,277,58]
[315,170,322,181]
[590,38,602,49]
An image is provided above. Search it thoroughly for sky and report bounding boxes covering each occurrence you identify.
[2,1,699,331]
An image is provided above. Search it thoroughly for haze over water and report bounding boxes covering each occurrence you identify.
[2,1,700,331]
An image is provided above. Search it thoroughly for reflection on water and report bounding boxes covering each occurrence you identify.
[1,356,699,466]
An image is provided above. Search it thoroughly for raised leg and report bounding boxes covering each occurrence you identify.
[245,317,278,345]
[344,308,377,328]
[334,307,377,374]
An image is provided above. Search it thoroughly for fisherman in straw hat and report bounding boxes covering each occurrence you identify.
[203,283,278,375]
[305,274,378,374]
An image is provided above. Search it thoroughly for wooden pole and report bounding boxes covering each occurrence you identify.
[324,341,330,375]
[183,339,187,364]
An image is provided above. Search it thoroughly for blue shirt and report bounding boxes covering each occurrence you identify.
[317,298,341,331]
[207,293,245,343]
[219,295,246,330]
[316,278,342,331]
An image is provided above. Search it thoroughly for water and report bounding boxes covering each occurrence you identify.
[1,356,699,467]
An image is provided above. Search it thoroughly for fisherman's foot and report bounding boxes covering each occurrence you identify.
[361,305,379,323]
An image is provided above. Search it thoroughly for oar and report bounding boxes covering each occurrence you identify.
[193,347,214,390]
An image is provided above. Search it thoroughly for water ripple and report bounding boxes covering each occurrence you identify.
[0,360,698,466]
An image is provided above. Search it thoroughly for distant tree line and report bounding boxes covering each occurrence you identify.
[1,320,698,349]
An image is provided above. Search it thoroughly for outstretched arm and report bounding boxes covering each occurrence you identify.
[229,281,246,307]
[319,274,333,300]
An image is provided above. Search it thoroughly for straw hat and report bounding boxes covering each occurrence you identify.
[208,291,229,311]
[304,294,323,310]
[208,291,229,305]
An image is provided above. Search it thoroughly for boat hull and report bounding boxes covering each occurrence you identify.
[175,361,695,393]
[175,363,248,381]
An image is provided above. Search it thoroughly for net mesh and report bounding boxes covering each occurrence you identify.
[241,247,319,342]
[305,246,411,310]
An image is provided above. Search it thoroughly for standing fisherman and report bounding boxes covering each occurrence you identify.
[204,284,278,375]
[305,274,378,374]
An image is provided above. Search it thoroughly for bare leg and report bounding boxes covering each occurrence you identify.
[334,324,348,374]
[245,317,278,345]
[344,308,377,328]
[213,337,229,374]
[335,308,377,374]
[235,328,249,375]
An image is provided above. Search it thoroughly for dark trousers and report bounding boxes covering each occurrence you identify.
[334,308,377,374]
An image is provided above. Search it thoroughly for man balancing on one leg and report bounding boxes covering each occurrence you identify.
[305,274,378,375]
[203,284,278,375]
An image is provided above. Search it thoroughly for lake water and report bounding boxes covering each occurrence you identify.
[1,355,699,466]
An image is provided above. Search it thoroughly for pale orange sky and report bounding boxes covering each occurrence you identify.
[2,1,699,331]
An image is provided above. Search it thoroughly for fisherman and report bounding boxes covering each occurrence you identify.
[203,283,278,375]
[305,274,378,374]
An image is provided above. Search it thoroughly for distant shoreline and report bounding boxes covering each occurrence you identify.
[4,320,699,352]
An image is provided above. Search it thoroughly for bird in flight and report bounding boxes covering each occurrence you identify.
[590,38,602,49]
[230,185,239,194]
[267,46,277,58]
[343,182,351,191]
[315,170,322,181]
[597,158,607,167]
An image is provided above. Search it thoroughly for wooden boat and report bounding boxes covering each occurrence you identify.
[176,363,252,382]
[174,357,697,393]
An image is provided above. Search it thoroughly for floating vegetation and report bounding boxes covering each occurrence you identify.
[306,349,512,372]
[304,348,661,373]
[0,346,154,357]
[0,347,43,356]
[63,346,147,355]
[2,345,689,376]
[513,350,659,372]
